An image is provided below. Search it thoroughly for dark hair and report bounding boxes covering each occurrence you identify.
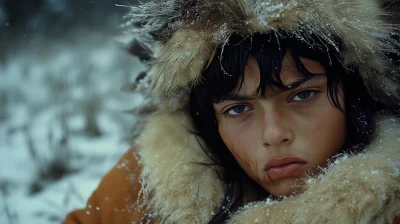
[189,32,381,223]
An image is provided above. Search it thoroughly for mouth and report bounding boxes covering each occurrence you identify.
[264,156,307,180]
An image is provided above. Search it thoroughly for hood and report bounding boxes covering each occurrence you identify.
[123,0,400,223]
[124,0,400,109]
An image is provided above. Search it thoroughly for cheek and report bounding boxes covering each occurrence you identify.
[218,122,251,164]
[218,121,261,181]
[302,103,346,165]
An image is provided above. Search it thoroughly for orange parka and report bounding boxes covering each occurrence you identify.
[63,148,154,224]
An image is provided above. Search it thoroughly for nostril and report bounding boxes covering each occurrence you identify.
[262,125,293,146]
[281,138,290,144]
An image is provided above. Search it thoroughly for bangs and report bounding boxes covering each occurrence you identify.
[202,33,342,107]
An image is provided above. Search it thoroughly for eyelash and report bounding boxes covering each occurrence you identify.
[289,89,320,102]
[223,104,252,119]
[222,89,320,119]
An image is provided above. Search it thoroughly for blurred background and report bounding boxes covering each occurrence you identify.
[0,0,145,223]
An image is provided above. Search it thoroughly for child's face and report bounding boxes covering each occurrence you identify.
[213,55,346,197]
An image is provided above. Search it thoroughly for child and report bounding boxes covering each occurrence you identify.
[64,0,400,223]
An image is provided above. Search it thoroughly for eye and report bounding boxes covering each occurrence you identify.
[291,90,318,102]
[224,105,252,117]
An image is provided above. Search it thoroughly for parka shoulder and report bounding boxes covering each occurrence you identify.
[63,148,154,224]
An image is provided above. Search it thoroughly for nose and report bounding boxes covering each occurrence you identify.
[261,109,294,147]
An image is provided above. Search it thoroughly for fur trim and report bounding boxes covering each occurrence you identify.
[151,29,214,97]
[135,111,400,223]
[135,110,225,223]
[125,0,400,108]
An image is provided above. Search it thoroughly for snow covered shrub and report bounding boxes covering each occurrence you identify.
[0,1,146,222]
[0,91,8,122]
[25,117,79,195]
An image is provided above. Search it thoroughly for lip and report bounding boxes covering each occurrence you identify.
[264,155,307,180]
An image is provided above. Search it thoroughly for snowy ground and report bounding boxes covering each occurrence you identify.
[0,27,145,224]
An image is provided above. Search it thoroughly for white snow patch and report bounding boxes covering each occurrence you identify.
[0,27,143,223]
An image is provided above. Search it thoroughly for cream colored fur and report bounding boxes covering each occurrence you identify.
[136,111,400,223]
[135,110,225,223]
[127,0,400,106]
[151,30,214,97]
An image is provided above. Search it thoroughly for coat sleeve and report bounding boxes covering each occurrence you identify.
[62,148,152,224]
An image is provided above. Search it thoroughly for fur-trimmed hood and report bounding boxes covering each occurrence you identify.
[124,0,400,108]
[121,0,400,223]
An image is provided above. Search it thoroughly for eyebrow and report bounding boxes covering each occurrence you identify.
[284,73,325,89]
[215,74,325,103]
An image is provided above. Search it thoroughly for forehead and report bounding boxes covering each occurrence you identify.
[238,54,325,95]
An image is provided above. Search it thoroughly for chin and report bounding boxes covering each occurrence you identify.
[265,177,304,197]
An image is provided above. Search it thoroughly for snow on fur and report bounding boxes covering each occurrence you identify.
[135,110,225,223]
[124,0,400,108]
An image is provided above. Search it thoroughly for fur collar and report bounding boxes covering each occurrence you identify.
[125,0,400,108]
[135,111,400,223]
